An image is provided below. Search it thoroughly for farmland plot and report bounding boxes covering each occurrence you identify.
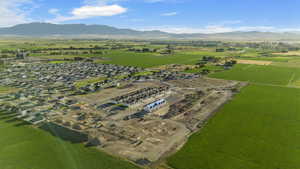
[168,84,300,169]
[209,64,300,86]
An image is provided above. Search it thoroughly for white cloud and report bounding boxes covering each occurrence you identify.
[144,0,184,3]
[0,0,35,27]
[48,8,59,16]
[217,20,242,26]
[72,5,126,17]
[129,18,144,22]
[48,4,127,23]
[145,0,164,2]
[83,0,128,5]
[161,12,178,16]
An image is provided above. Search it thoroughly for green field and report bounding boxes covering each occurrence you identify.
[168,84,300,169]
[97,50,206,67]
[239,56,293,62]
[74,77,107,88]
[184,65,224,73]
[209,64,300,86]
[0,86,17,94]
[168,62,300,169]
[271,58,300,68]
[32,50,209,68]
[3,39,300,169]
[48,60,72,64]
[0,112,140,169]
[0,86,10,93]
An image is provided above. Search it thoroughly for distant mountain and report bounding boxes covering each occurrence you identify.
[202,31,300,40]
[1,22,300,40]
[0,22,171,37]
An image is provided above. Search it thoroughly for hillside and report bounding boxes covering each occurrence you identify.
[0,23,170,38]
[1,23,300,40]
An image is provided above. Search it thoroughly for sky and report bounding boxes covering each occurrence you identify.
[1,0,300,34]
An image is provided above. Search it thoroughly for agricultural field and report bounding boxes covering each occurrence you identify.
[238,56,294,62]
[0,111,141,169]
[167,58,300,169]
[273,51,300,56]
[271,58,300,68]
[167,84,300,169]
[0,86,18,94]
[97,50,227,68]
[0,39,256,68]
[74,77,107,88]
[209,64,300,86]
[3,39,300,169]
[236,59,272,65]
[184,65,224,73]
[236,55,300,68]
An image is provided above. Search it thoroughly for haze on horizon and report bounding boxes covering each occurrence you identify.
[1,0,300,34]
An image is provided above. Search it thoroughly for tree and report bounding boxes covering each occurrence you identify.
[216,48,225,52]
[196,61,207,68]
[201,69,210,75]
[142,48,150,52]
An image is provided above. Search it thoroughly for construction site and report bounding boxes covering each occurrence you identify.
[0,54,243,166]
[48,77,240,164]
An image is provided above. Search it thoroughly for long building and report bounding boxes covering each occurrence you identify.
[144,99,166,112]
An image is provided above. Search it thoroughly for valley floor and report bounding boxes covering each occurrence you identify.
[167,64,300,169]
[0,111,141,169]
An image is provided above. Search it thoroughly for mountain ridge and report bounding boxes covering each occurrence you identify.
[1,22,300,40]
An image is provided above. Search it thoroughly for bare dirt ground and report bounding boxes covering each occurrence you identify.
[168,77,238,90]
[101,119,190,162]
[151,64,197,72]
[273,51,300,56]
[74,81,160,104]
[236,59,272,65]
[52,77,240,167]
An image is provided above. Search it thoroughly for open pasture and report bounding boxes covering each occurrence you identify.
[0,86,18,94]
[238,56,294,62]
[236,59,272,65]
[271,58,300,68]
[98,49,246,68]
[30,50,212,68]
[97,50,210,67]
[167,84,300,169]
[273,51,300,56]
[209,64,300,86]
[74,77,107,88]
[0,111,141,169]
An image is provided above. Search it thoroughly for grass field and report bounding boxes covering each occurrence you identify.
[0,112,141,169]
[97,50,207,67]
[239,56,293,62]
[167,84,300,169]
[74,77,107,88]
[48,60,72,64]
[0,63,5,71]
[3,40,300,169]
[0,86,18,94]
[32,50,208,68]
[273,51,300,56]
[271,58,300,68]
[209,64,300,86]
[184,65,224,73]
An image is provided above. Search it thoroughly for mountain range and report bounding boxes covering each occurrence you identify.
[1,22,300,40]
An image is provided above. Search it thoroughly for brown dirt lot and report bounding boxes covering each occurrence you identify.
[273,51,300,56]
[237,59,272,65]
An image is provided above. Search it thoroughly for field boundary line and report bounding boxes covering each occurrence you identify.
[46,123,79,169]
[215,150,263,168]
[250,81,300,89]
[287,73,296,87]
[242,64,254,70]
